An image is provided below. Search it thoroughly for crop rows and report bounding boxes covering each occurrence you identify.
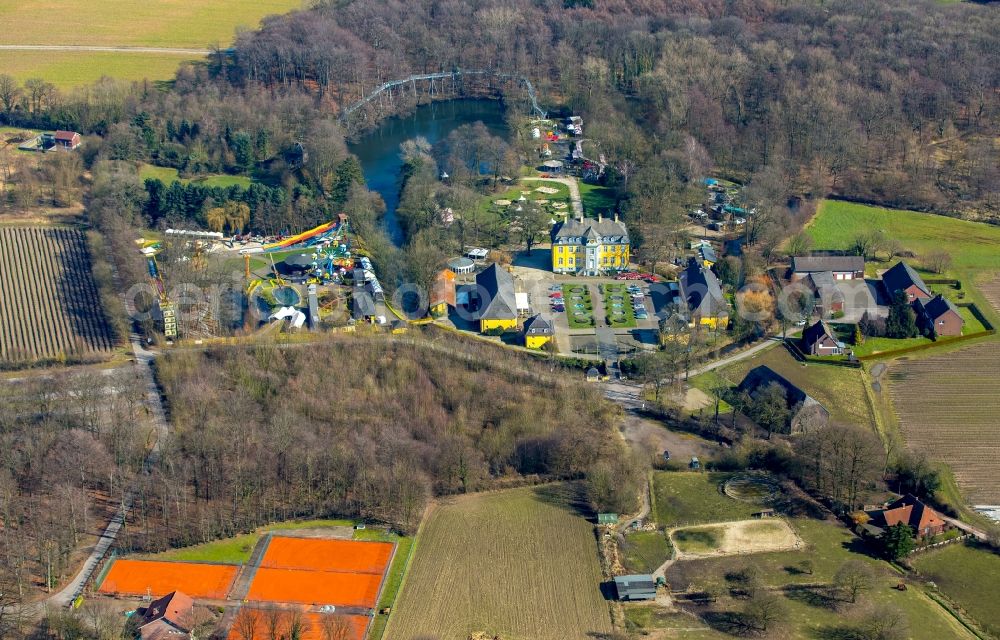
[886,344,1000,503]
[0,226,115,364]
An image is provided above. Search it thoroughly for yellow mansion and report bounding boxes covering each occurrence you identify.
[551,214,630,275]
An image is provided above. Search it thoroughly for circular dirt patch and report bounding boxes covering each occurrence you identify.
[723,475,780,503]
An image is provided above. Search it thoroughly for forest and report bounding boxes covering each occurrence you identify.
[3,0,997,242]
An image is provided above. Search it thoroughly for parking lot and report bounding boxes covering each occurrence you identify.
[510,250,659,357]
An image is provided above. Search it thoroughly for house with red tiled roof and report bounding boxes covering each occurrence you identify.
[865,494,950,540]
[135,591,194,640]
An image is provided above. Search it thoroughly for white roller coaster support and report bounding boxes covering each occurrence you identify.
[340,70,545,121]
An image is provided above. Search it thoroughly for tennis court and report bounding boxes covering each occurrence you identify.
[98,559,238,599]
[260,537,393,574]
[246,567,383,608]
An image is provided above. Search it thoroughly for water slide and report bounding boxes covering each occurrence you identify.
[259,221,337,253]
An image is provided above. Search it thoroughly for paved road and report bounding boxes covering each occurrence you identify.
[31,335,171,610]
[685,334,788,378]
[0,45,210,55]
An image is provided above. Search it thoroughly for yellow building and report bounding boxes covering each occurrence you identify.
[551,214,630,275]
[469,263,519,333]
[523,314,554,349]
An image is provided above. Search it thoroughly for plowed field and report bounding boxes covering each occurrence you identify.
[98,559,237,599]
[0,226,115,364]
[887,343,1000,503]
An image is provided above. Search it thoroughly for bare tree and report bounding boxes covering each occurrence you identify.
[834,560,877,604]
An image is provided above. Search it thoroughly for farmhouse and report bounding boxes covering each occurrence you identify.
[881,261,931,302]
[915,295,963,337]
[465,263,518,333]
[865,494,950,540]
[801,320,845,356]
[678,258,729,328]
[737,365,830,434]
[134,591,194,640]
[522,314,553,349]
[802,271,846,316]
[613,574,657,601]
[550,214,630,275]
[790,255,864,281]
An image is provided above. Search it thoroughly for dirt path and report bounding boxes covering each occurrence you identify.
[0,44,210,55]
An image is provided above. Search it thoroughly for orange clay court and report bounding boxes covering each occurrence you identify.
[98,560,237,600]
[227,609,368,640]
[260,537,393,574]
[246,568,383,608]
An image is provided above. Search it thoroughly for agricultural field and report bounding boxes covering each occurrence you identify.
[0,226,116,365]
[384,484,612,640]
[0,0,304,88]
[911,543,1000,638]
[885,343,1000,503]
[719,346,875,430]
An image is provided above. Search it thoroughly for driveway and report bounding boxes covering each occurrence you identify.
[837,279,886,323]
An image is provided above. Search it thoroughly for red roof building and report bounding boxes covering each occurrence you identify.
[53,130,81,150]
[866,494,949,539]
[137,591,194,640]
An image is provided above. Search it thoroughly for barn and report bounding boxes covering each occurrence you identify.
[614,575,657,601]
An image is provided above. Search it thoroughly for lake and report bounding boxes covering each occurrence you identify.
[347,98,507,245]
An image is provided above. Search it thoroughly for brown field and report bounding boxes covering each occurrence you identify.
[384,484,612,640]
[260,537,392,574]
[886,343,1000,503]
[228,608,368,640]
[0,226,115,365]
[98,559,238,599]
[246,568,382,609]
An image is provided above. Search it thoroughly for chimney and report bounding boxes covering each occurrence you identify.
[598,213,603,223]
[614,212,619,223]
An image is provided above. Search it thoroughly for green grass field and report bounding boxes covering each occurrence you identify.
[0,51,196,90]
[719,346,875,430]
[807,200,1000,325]
[672,526,723,553]
[143,518,356,564]
[806,200,1000,275]
[652,472,759,526]
[0,1,303,47]
[620,530,672,574]
[384,484,612,640]
[0,0,303,88]
[911,543,1000,637]
[664,515,978,639]
[578,182,616,215]
[139,163,253,188]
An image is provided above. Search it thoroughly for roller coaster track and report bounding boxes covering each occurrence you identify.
[339,69,546,121]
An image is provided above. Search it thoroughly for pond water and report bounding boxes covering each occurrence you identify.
[347,98,507,245]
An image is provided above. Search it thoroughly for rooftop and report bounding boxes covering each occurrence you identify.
[791,255,865,273]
